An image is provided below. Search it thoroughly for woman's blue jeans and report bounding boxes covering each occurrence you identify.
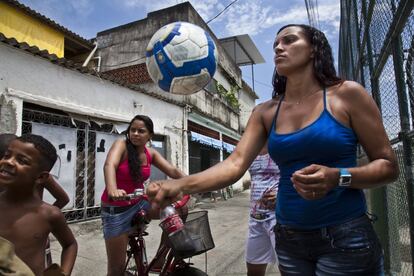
[274,214,384,275]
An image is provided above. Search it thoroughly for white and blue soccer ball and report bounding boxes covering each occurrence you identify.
[146,22,218,95]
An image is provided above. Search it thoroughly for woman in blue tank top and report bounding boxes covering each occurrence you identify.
[148,24,398,275]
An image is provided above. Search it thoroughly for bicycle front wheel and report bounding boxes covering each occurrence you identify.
[171,266,208,276]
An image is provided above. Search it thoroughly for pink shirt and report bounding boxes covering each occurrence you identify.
[101,146,151,206]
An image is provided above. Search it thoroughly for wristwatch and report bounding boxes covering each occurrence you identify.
[338,168,352,187]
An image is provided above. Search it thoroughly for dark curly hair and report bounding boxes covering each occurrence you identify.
[272,24,342,97]
[17,134,57,171]
[125,115,154,182]
[0,133,17,158]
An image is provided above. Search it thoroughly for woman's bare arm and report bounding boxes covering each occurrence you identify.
[103,139,127,198]
[150,148,186,179]
[148,105,269,206]
[292,81,398,199]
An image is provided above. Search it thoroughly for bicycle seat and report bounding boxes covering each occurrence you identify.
[131,209,150,228]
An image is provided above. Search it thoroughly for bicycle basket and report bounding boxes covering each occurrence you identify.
[168,210,215,258]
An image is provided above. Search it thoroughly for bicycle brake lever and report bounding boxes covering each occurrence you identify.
[124,188,145,200]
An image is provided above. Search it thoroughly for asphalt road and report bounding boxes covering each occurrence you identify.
[50,189,281,275]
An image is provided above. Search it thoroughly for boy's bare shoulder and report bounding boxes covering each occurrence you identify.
[38,202,65,222]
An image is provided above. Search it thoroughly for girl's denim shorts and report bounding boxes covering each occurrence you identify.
[101,199,150,240]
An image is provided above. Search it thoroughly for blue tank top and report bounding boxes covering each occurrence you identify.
[268,88,366,229]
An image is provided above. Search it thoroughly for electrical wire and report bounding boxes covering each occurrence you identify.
[242,75,273,89]
[206,0,240,24]
[100,56,147,68]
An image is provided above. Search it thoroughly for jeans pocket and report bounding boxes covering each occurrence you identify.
[330,227,372,253]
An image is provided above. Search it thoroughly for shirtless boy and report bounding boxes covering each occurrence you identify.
[0,134,77,275]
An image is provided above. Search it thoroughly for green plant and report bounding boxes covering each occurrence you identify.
[215,83,240,109]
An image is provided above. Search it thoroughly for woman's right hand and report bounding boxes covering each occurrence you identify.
[147,180,183,208]
[108,188,127,200]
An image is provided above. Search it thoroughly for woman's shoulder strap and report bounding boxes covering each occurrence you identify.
[144,146,152,164]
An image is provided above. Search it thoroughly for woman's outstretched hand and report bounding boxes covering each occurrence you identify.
[291,164,339,200]
[146,180,183,208]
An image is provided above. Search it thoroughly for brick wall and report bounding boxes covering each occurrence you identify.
[102,63,151,85]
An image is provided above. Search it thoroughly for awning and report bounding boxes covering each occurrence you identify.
[222,142,235,153]
[190,131,222,149]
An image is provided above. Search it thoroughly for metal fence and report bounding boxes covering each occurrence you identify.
[339,0,414,274]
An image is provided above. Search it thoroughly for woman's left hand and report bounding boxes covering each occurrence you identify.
[291,164,339,200]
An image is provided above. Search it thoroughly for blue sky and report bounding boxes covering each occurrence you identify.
[18,0,341,103]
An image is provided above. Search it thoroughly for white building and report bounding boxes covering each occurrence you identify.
[0,1,263,221]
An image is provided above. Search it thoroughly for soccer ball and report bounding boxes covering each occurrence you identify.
[146,22,218,95]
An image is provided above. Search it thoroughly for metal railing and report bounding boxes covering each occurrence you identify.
[339,0,414,274]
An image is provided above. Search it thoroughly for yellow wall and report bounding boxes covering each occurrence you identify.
[0,2,64,57]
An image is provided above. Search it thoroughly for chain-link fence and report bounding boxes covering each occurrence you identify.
[339,0,414,274]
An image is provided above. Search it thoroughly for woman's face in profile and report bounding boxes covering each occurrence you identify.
[273,26,313,76]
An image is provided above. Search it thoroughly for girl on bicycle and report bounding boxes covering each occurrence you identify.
[100,114,185,276]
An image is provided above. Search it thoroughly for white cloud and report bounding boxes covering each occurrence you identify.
[117,0,340,39]
[317,2,341,30]
[212,2,310,37]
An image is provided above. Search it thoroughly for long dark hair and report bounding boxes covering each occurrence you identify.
[272,24,342,97]
[125,115,154,182]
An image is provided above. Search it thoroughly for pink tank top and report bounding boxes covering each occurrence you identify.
[101,146,152,206]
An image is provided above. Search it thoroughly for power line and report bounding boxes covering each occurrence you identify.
[242,75,273,89]
[100,56,146,68]
[206,0,239,24]
[304,0,320,29]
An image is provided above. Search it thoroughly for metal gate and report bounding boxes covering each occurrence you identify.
[22,103,121,222]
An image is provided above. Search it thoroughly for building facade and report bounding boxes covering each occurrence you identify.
[0,1,260,221]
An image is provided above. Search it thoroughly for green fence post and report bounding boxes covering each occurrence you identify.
[361,0,390,270]
[392,22,414,274]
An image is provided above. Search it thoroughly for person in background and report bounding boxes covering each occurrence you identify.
[101,114,186,276]
[0,134,77,275]
[246,142,279,276]
[147,24,398,275]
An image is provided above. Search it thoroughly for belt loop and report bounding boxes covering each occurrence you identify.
[274,223,280,233]
[110,206,115,215]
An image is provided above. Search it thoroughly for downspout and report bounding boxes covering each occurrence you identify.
[183,104,192,174]
[82,41,98,68]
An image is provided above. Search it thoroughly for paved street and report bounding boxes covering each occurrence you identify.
[51,189,280,275]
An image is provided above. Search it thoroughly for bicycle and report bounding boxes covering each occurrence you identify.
[121,189,214,276]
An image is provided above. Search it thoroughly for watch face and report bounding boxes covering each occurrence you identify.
[340,175,352,186]
[339,168,352,187]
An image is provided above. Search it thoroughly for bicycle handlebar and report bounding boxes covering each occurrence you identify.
[109,188,144,201]
[110,189,190,209]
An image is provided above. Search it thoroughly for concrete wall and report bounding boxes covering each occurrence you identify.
[238,86,257,131]
[0,43,186,171]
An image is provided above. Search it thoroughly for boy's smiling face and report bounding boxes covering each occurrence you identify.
[0,140,46,188]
